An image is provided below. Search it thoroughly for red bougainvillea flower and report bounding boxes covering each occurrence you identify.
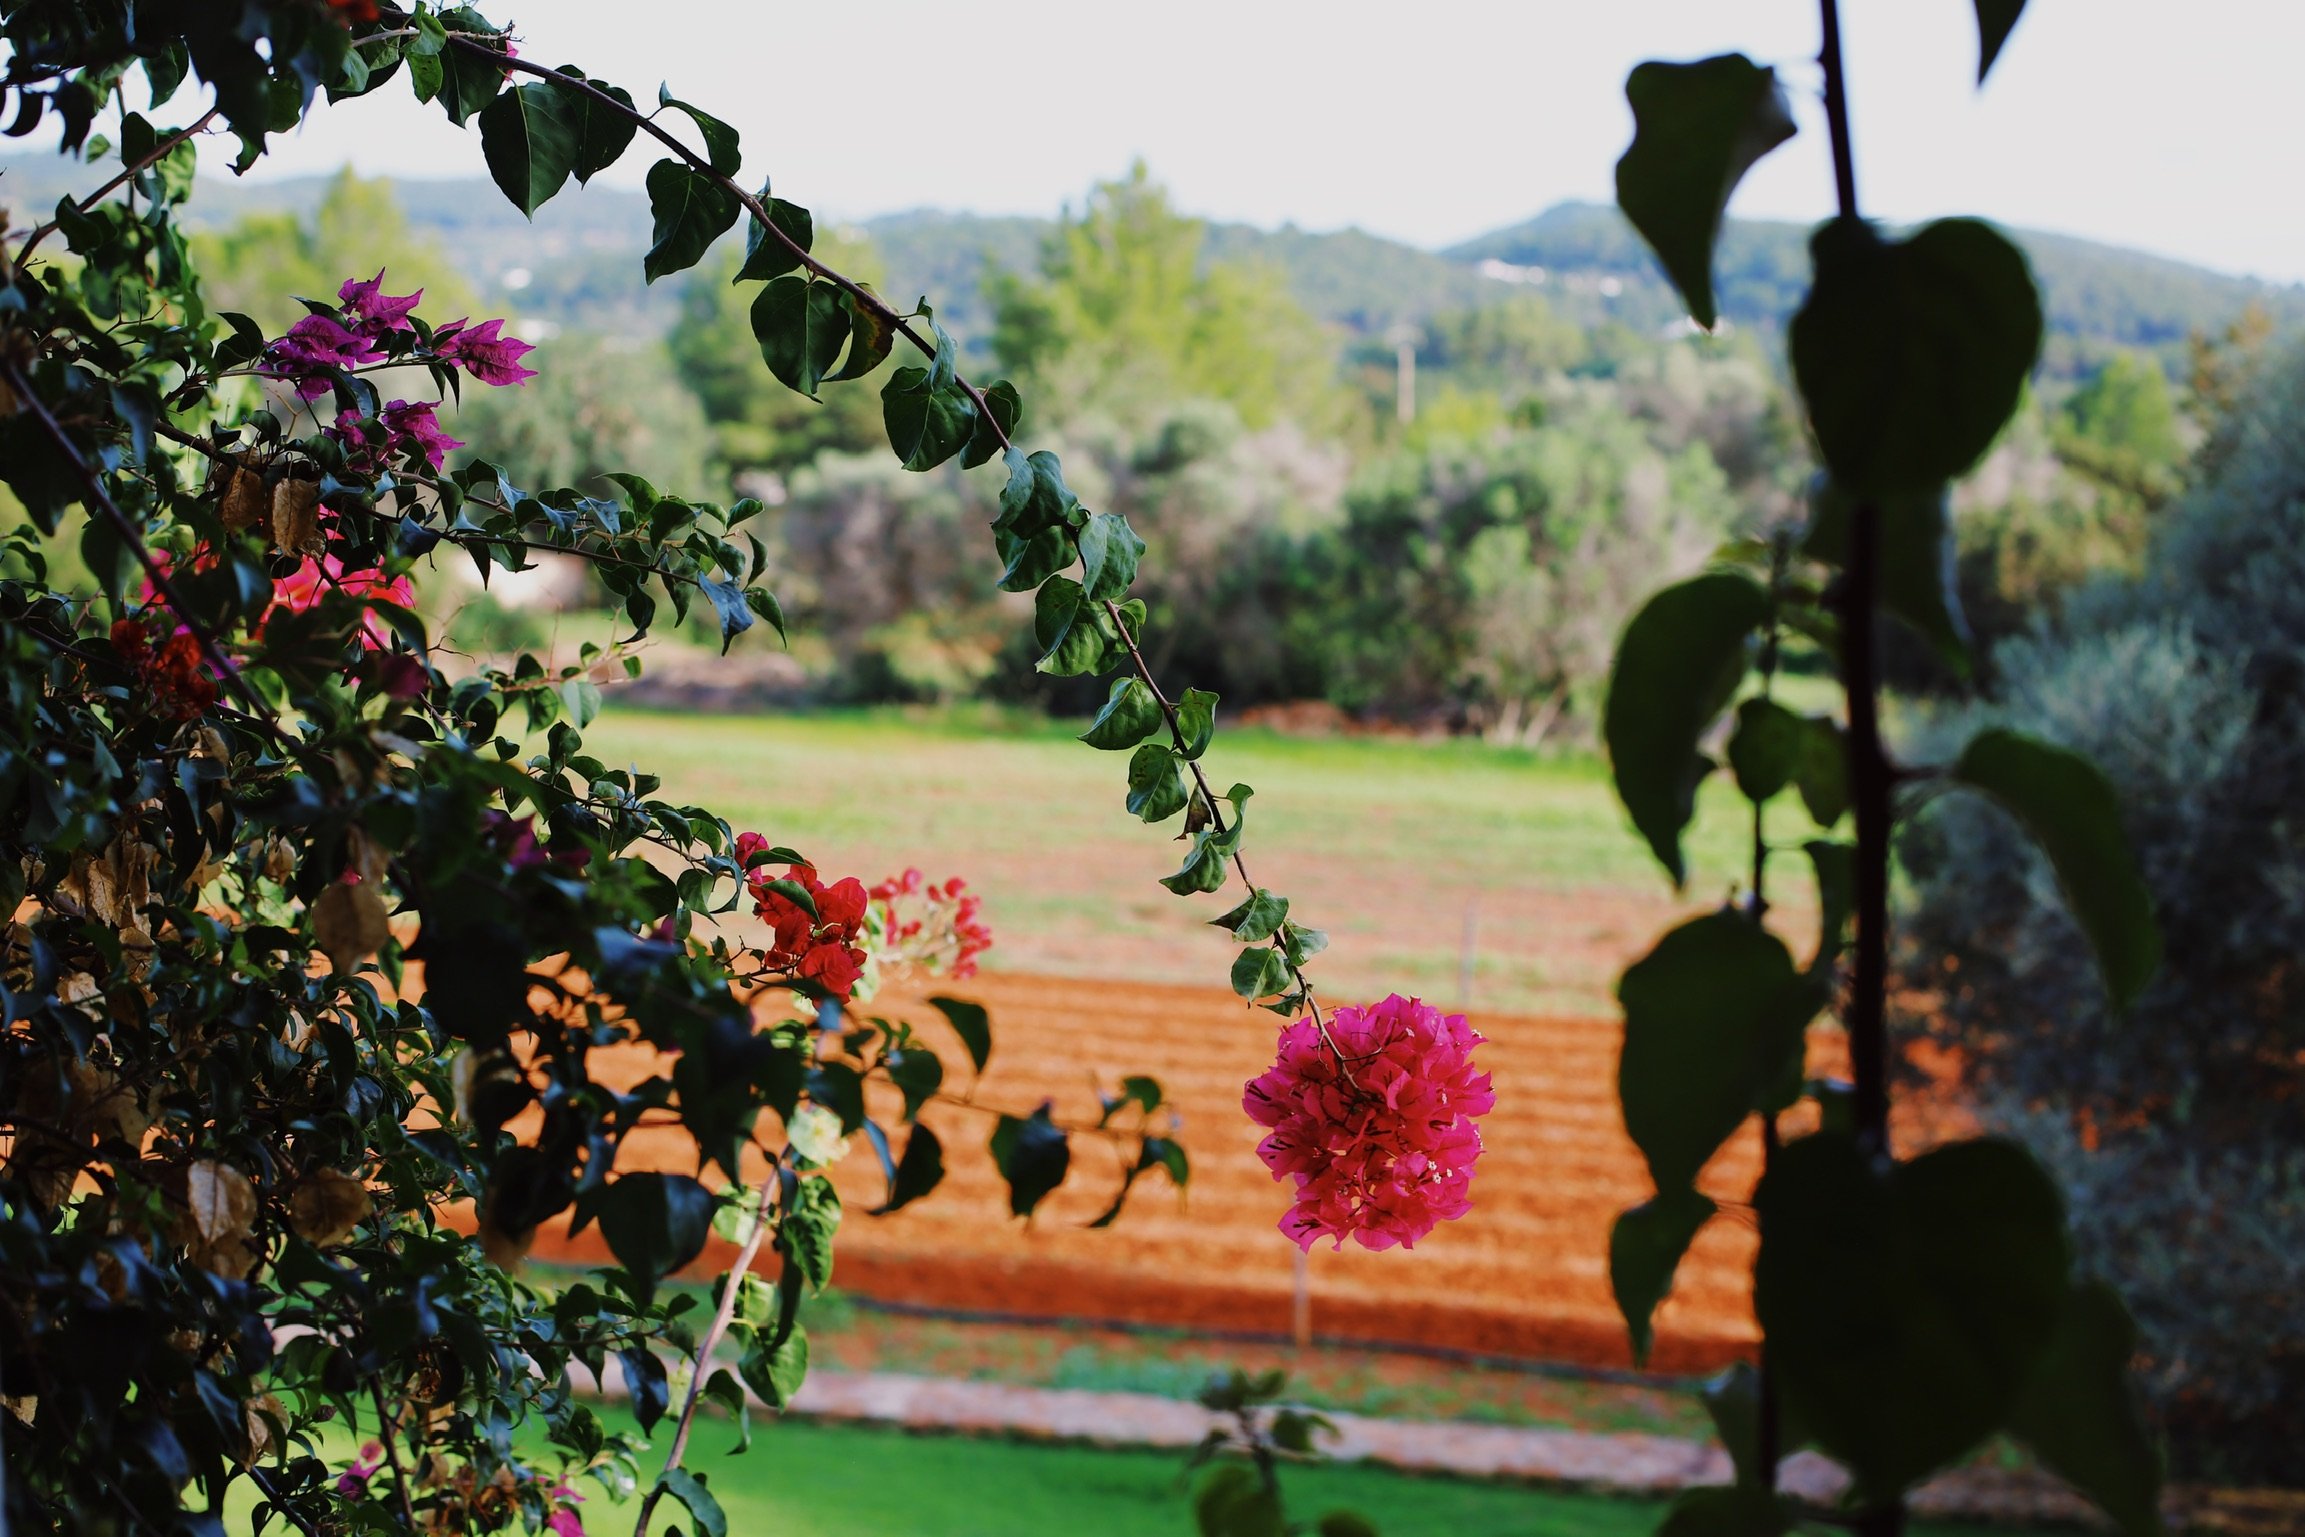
[431,318,538,387]
[110,615,219,721]
[1244,994,1493,1252]
[338,270,421,339]
[264,555,418,650]
[325,0,382,23]
[260,314,384,397]
[735,839,871,1000]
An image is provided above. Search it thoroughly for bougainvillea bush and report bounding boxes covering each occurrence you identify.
[0,3,1400,1531]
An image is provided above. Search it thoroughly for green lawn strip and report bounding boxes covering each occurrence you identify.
[574,1409,2038,1537]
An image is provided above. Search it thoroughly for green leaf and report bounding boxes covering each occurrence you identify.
[735,196,814,281]
[657,1470,726,1537]
[1756,1134,2071,1499]
[929,996,991,1075]
[884,1046,944,1122]
[1791,218,2043,498]
[1618,912,1822,1191]
[2007,1282,2164,1537]
[880,366,979,472]
[594,1172,716,1305]
[989,1105,1071,1219]
[477,80,579,215]
[1727,697,1804,802]
[826,290,898,383]
[556,71,635,183]
[1174,688,1218,760]
[1078,511,1146,601]
[1230,945,1292,1002]
[872,1121,946,1214]
[644,159,740,283]
[1192,1464,1284,1537]
[1609,1186,1717,1366]
[1615,55,1797,329]
[1605,571,1769,887]
[1033,577,1132,678]
[1161,835,1230,896]
[1805,839,1855,973]
[1212,888,1289,944]
[1803,480,1971,673]
[1793,716,1849,828]
[657,85,741,175]
[750,277,851,399]
[1655,1485,1792,1537]
[962,379,1021,469]
[1974,0,2027,81]
[997,526,1074,594]
[1080,678,1163,751]
[737,1321,808,1409]
[1949,728,2160,1008]
[1126,743,1189,824]
[780,1176,841,1292]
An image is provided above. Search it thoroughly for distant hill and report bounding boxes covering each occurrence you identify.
[1451,202,2305,371]
[4,151,2293,373]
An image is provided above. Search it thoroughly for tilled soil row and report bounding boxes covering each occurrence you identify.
[511,972,1902,1374]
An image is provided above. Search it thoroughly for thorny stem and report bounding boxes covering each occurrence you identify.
[13,107,221,266]
[441,29,1336,1031]
[631,1176,777,1537]
[0,358,283,732]
[1817,3,1901,1534]
[367,1380,420,1534]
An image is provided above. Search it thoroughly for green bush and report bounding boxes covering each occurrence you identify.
[1900,340,2305,1483]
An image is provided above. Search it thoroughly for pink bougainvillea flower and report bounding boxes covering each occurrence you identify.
[1244,994,1493,1252]
[431,317,537,387]
[265,555,418,650]
[262,314,385,397]
[338,269,422,338]
[378,399,463,470]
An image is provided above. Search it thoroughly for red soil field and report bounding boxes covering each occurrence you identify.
[512,973,1941,1377]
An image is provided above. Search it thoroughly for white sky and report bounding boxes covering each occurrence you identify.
[198,1,2305,283]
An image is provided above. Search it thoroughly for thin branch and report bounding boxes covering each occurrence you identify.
[631,1176,777,1537]
[151,418,716,590]
[15,107,220,266]
[366,1380,421,1534]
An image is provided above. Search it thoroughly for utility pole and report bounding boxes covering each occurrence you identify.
[1385,321,1421,425]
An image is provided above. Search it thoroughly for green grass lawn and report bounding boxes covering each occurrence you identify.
[561,1410,2025,1537]
[584,703,1812,1015]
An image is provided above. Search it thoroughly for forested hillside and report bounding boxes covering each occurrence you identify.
[6,153,2287,370]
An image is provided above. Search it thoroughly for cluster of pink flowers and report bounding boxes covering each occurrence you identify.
[736,833,871,998]
[867,867,994,981]
[264,553,417,652]
[1244,994,1493,1252]
[262,269,537,401]
[332,399,464,474]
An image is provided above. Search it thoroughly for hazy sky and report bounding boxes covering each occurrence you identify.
[200,1,2304,283]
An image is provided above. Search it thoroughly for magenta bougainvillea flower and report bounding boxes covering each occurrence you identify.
[330,399,464,474]
[338,269,421,338]
[432,317,538,387]
[262,314,385,397]
[378,399,464,469]
[1244,993,1493,1252]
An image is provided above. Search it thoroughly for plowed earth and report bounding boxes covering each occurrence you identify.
[513,974,1940,1376]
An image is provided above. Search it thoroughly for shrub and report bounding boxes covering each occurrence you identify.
[1900,340,2305,1483]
